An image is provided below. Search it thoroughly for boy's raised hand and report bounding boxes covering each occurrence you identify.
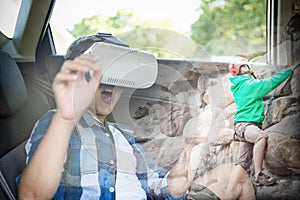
[290,59,300,71]
[52,54,102,123]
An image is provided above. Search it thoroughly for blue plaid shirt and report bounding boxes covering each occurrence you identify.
[21,110,186,200]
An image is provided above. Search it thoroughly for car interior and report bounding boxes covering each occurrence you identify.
[0,0,299,199]
[0,1,64,199]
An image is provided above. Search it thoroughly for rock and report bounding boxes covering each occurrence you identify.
[129,59,300,199]
[291,64,300,99]
[263,96,299,129]
[133,101,192,137]
[141,137,184,170]
[265,112,300,139]
[224,103,236,128]
[159,103,192,137]
[264,113,300,175]
[197,74,208,108]
[256,178,300,200]
[203,73,234,108]
[192,163,255,200]
[182,106,225,143]
[265,138,300,175]
[292,180,300,191]
[175,89,202,116]
[133,105,149,119]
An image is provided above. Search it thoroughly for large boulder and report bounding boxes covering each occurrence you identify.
[256,179,300,200]
[203,73,234,109]
[182,106,225,142]
[264,112,300,176]
[263,96,300,129]
[142,137,184,170]
[291,64,300,99]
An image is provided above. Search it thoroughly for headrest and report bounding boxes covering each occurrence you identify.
[0,50,28,117]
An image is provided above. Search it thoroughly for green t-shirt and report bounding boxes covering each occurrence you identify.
[229,68,292,123]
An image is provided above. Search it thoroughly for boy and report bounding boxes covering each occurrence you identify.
[225,62,293,199]
[17,33,201,200]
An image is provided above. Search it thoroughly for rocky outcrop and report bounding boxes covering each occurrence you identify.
[264,112,300,176]
[131,60,300,199]
[191,163,255,200]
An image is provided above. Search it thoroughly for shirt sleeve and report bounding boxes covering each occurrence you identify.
[245,68,293,98]
[16,110,56,187]
[24,110,56,164]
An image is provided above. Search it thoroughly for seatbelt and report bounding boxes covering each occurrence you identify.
[0,171,16,200]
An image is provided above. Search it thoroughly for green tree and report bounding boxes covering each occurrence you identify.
[69,10,197,58]
[69,10,138,38]
[191,0,266,58]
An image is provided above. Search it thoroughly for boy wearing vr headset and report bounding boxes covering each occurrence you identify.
[17,33,202,200]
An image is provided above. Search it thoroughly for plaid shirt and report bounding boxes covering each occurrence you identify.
[22,110,185,200]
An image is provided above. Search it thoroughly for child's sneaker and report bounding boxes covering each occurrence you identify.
[253,172,277,186]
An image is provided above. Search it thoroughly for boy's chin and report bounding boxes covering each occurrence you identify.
[95,110,111,117]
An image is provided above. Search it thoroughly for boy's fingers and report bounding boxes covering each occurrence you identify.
[61,55,100,74]
[74,55,100,71]
[89,68,103,90]
[55,73,78,83]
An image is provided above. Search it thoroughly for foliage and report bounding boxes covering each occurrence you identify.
[69,10,188,58]
[69,10,138,38]
[191,0,266,58]
[118,28,201,58]
[70,0,267,59]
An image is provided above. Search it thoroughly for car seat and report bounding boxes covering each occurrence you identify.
[0,50,28,199]
[0,49,57,200]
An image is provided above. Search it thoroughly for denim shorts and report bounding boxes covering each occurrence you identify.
[234,122,268,170]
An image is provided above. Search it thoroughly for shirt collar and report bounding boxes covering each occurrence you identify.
[80,110,105,129]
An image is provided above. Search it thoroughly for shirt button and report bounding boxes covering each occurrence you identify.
[110,160,115,165]
[109,187,114,193]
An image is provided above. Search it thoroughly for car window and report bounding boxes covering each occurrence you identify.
[50,0,267,62]
[0,0,22,38]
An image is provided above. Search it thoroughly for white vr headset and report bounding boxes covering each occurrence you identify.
[85,42,158,89]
